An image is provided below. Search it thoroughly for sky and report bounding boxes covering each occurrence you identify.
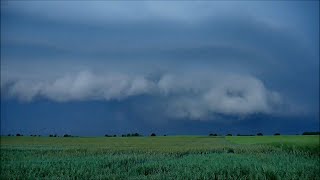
[1,1,319,136]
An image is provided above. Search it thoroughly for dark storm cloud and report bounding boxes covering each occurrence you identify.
[1,1,319,121]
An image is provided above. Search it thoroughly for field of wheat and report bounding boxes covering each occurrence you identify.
[1,135,319,179]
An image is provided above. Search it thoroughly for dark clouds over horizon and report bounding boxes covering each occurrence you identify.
[1,1,319,135]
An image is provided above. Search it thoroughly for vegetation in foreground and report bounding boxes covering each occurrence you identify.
[1,135,319,179]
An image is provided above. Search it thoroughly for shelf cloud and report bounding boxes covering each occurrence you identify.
[2,70,285,119]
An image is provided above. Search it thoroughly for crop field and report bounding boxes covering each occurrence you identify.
[1,135,319,179]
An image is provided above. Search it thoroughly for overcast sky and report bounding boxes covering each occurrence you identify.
[1,1,319,136]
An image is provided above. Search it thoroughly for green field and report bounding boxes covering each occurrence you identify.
[1,135,319,179]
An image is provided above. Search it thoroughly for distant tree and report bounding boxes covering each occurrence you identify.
[54,134,57,137]
[49,134,53,137]
[122,134,126,137]
[274,133,280,136]
[113,135,117,137]
[302,132,320,135]
[257,133,263,136]
[105,134,110,137]
[226,134,232,136]
[8,134,11,136]
[133,133,140,137]
[127,133,131,137]
[209,133,214,136]
[164,134,167,136]
[63,134,71,137]
[150,133,156,136]
[16,133,21,137]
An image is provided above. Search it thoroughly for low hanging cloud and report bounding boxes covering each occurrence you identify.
[3,71,154,102]
[164,75,282,119]
[1,70,284,119]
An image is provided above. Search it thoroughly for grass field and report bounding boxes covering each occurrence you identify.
[1,135,319,179]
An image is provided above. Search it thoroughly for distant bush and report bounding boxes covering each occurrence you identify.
[257,133,263,136]
[63,134,72,137]
[226,134,232,136]
[150,133,156,136]
[122,134,126,137]
[113,135,117,137]
[274,133,280,136]
[164,134,167,136]
[16,134,22,136]
[302,132,320,135]
[209,133,218,136]
[49,134,54,137]
[8,134,11,136]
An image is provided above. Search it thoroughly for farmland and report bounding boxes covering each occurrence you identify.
[1,135,319,179]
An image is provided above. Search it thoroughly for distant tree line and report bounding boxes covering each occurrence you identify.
[63,134,73,137]
[30,135,41,137]
[7,131,319,137]
[236,134,254,136]
[119,133,143,137]
[208,132,320,136]
[6,133,162,137]
[105,134,117,137]
[208,133,262,136]
[302,132,320,135]
[104,133,159,137]
[116,133,158,137]
[209,133,264,136]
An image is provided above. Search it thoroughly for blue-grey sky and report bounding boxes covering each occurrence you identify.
[1,1,319,136]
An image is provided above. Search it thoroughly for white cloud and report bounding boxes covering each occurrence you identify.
[1,70,285,119]
[161,74,283,119]
[7,80,43,101]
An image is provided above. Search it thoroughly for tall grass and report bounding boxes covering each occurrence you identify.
[1,136,319,179]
